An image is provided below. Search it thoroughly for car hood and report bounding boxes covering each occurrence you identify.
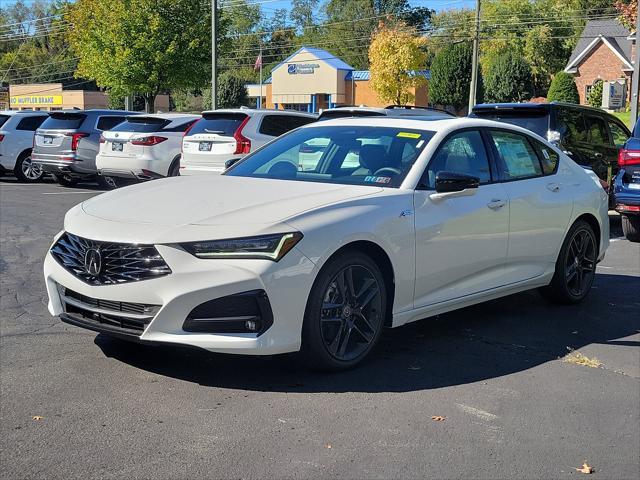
[71,175,381,243]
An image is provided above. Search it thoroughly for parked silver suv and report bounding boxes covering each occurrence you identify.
[32,109,134,187]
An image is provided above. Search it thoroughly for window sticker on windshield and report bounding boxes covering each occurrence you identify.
[364,176,391,184]
[396,132,421,139]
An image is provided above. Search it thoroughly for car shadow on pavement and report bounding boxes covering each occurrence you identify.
[95,273,640,393]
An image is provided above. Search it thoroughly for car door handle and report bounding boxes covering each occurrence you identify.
[546,182,561,192]
[487,199,506,210]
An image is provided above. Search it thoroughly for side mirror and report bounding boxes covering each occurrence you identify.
[435,171,479,193]
[224,158,241,170]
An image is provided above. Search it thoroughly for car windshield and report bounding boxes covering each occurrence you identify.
[110,117,169,133]
[189,113,247,136]
[633,117,640,138]
[472,111,549,137]
[0,114,9,128]
[226,125,434,188]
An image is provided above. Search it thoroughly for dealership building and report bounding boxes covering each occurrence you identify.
[246,47,430,112]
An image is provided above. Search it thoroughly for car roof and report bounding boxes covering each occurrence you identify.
[303,116,550,141]
[201,108,316,118]
[472,102,612,115]
[320,105,453,118]
[125,113,201,120]
[0,110,49,116]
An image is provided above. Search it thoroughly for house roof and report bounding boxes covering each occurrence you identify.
[272,46,354,73]
[565,19,634,73]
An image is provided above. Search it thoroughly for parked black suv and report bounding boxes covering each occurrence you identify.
[470,102,631,187]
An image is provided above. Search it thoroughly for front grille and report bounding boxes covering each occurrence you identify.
[60,287,160,335]
[51,232,171,285]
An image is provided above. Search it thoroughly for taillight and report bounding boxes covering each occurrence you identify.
[0,134,4,142]
[66,132,89,151]
[181,119,200,153]
[233,116,251,155]
[131,135,167,146]
[99,135,106,144]
[618,148,640,167]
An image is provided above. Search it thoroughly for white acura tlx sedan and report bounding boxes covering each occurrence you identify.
[44,117,609,370]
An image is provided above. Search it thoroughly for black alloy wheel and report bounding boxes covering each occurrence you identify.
[302,251,387,370]
[540,220,597,304]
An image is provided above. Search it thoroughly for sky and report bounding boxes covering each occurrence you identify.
[0,0,477,12]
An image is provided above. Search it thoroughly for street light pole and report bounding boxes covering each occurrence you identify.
[630,11,639,125]
[468,0,481,113]
[211,0,217,110]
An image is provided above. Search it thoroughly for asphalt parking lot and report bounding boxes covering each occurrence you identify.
[1,177,639,480]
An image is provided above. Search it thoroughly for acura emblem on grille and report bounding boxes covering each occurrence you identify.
[84,248,102,276]
[51,232,171,285]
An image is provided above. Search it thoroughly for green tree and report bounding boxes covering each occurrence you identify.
[369,23,427,104]
[66,0,211,112]
[484,51,533,103]
[546,71,579,103]
[587,80,603,108]
[203,72,248,110]
[429,41,475,111]
[323,0,432,69]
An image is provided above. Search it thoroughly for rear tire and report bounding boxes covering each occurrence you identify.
[539,220,597,304]
[168,157,180,177]
[53,173,78,187]
[97,175,118,190]
[622,215,640,242]
[14,152,44,182]
[300,251,387,371]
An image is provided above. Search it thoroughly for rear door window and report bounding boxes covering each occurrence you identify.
[259,115,289,137]
[188,113,247,136]
[489,130,543,180]
[531,139,560,175]
[556,108,588,143]
[96,116,127,131]
[607,120,629,148]
[16,115,47,131]
[584,115,609,146]
[40,113,86,130]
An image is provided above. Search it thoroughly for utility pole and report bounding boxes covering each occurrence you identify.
[630,11,640,125]
[468,0,481,113]
[211,0,218,110]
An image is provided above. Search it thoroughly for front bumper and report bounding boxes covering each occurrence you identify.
[45,241,317,355]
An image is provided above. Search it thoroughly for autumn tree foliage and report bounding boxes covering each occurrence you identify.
[368,23,428,105]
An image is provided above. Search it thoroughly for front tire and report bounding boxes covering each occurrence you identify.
[621,215,640,242]
[539,220,597,304]
[301,251,387,371]
[14,152,44,182]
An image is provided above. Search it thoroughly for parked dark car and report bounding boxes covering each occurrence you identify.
[32,109,135,187]
[470,102,631,189]
[614,116,640,242]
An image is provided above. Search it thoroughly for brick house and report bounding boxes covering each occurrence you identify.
[564,19,636,107]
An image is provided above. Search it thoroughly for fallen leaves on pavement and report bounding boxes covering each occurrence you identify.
[431,416,446,421]
[563,349,602,368]
[575,463,594,474]
[325,443,332,449]
[32,416,44,421]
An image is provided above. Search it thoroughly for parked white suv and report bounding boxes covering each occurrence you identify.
[180,109,316,175]
[96,114,200,186]
[0,110,49,182]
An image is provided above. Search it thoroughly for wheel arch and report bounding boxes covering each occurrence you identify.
[574,212,602,252]
[17,147,32,160]
[168,154,181,176]
[322,240,396,327]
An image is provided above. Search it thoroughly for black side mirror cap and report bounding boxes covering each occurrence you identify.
[435,171,480,193]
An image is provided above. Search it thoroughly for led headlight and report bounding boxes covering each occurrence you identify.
[181,232,303,261]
